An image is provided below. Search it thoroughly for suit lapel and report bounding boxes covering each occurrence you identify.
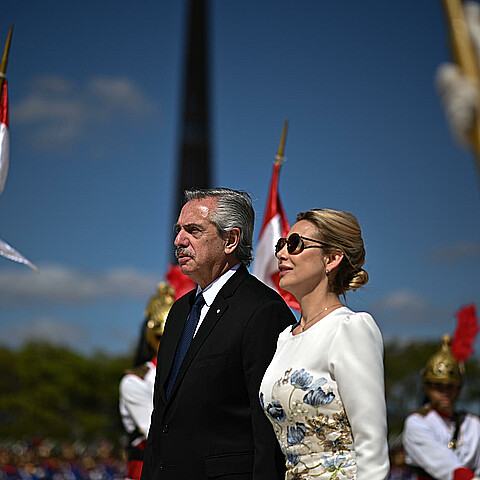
[166,266,249,402]
[158,290,196,405]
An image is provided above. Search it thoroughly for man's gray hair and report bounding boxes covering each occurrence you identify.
[183,187,255,267]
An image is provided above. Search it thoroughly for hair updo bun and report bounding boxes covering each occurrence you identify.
[348,269,369,292]
[296,208,369,296]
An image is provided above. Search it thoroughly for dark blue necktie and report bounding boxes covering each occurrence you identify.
[166,293,205,398]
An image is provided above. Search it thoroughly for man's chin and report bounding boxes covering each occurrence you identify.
[179,263,188,273]
[178,259,195,274]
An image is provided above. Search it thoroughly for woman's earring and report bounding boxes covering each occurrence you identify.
[326,269,330,277]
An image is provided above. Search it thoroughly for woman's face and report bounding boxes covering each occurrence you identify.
[276,220,328,298]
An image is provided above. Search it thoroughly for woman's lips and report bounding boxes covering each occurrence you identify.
[278,265,292,277]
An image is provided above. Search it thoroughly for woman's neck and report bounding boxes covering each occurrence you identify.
[299,289,342,321]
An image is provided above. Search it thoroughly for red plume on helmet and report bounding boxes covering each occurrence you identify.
[451,304,479,363]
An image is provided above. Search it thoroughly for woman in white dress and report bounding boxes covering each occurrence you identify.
[260,208,389,480]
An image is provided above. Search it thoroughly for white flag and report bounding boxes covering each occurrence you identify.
[0,78,38,272]
[253,162,299,310]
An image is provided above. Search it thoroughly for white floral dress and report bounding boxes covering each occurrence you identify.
[259,307,389,480]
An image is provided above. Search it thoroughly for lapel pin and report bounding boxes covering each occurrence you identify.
[216,309,220,314]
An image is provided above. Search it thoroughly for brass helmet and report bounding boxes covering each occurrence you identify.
[144,282,176,351]
[422,334,464,386]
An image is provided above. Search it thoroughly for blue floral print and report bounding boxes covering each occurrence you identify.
[303,386,335,406]
[310,377,327,389]
[287,422,306,445]
[265,401,286,422]
[290,368,313,390]
[262,367,356,479]
[286,450,300,466]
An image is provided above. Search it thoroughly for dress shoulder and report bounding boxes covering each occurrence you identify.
[338,308,377,326]
[334,309,383,345]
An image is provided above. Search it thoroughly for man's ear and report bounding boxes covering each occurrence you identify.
[225,228,241,254]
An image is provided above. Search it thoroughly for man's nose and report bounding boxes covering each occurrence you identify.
[174,230,187,246]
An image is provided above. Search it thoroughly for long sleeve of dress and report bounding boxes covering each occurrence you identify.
[328,312,390,480]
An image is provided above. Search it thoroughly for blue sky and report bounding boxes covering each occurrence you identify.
[0,0,479,356]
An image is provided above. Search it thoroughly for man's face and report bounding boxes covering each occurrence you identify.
[174,197,227,288]
[425,382,460,414]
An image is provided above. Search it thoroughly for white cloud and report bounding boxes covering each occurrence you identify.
[1,317,89,348]
[369,289,459,345]
[373,290,430,312]
[14,95,85,124]
[11,74,155,151]
[87,76,152,115]
[33,121,83,148]
[431,242,480,262]
[0,264,161,306]
[31,75,73,94]
[370,289,439,328]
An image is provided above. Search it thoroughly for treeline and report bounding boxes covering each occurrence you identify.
[0,343,131,443]
[0,340,479,444]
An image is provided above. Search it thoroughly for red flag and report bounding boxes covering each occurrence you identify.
[165,264,196,300]
[0,79,9,195]
[253,162,299,310]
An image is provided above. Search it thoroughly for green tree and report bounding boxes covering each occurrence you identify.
[0,342,131,443]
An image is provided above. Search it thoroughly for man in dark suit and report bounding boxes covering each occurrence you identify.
[141,188,295,480]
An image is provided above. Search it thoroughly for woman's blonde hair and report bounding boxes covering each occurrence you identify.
[296,208,369,295]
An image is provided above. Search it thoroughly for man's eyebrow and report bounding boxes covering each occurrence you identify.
[175,222,205,231]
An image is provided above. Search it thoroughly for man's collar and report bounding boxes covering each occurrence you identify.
[196,264,241,306]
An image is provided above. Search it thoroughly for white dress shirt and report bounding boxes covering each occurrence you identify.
[193,263,240,336]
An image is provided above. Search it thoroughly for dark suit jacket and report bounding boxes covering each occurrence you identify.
[140,265,295,480]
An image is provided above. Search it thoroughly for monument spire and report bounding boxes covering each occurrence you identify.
[172,0,212,256]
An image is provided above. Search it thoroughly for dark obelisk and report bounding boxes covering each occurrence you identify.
[172,0,211,255]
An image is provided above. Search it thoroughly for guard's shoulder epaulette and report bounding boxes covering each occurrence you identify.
[410,405,433,417]
[124,364,150,379]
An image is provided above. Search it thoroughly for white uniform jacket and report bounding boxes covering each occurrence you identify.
[403,406,480,480]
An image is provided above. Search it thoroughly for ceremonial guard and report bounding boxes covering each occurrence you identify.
[119,283,175,480]
[402,306,480,480]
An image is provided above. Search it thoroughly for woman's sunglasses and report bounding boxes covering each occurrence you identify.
[275,233,330,255]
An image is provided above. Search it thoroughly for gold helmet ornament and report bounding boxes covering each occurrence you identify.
[144,282,176,351]
[422,334,464,387]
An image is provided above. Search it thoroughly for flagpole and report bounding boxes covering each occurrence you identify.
[253,119,300,310]
[440,0,480,180]
[0,25,13,97]
[275,119,288,166]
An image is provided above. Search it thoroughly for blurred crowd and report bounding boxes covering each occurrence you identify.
[0,439,126,480]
